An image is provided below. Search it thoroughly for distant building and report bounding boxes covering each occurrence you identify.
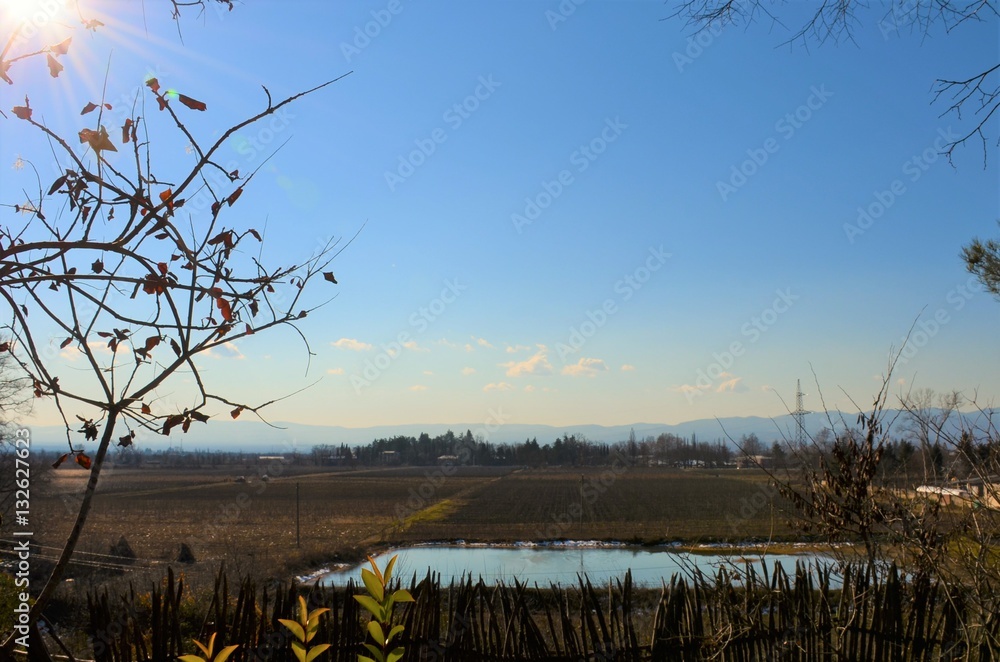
[381,450,400,465]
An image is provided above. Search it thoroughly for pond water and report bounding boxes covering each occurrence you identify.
[317,543,831,588]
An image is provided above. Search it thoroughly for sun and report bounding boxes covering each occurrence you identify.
[1,0,64,32]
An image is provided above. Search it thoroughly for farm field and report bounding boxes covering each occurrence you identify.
[30,464,797,586]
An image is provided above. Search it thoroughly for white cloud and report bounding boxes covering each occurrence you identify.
[562,357,608,378]
[621,364,636,372]
[409,384,428,392]
[403,340,429,352]
[673,384,709,395]
[332,338,372,351]
[524,384,536,392]
[506,344,532,353]
[473,336,494,349]
[501,349,553,377]
[327,367,345,375]
[483,382,514,392]
[423,370,434,376]
[716,377,747,393]
[461,367,476,376]
[206,341,245,360]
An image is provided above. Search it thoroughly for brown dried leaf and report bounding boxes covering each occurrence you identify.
[46,53,63,78]
[81,102,99,115]
[78,126,118,153]
[178,94,206,111]
[50,37,71,55]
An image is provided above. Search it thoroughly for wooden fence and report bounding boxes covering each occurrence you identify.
[69,560,1000,661]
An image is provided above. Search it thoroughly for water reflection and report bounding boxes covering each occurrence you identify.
[318,544,828,587]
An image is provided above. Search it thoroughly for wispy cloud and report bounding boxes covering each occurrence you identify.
[673,384,708,395]
[327,367,345,375]
[206,341,245,360]
[403,340,429,352]
[716,377,746,393]
[461,367,476,376]
[473,336,494,349]
[562,357,608,378]
[501,349,553,377]
[484,382,514,392]
[409,384,428,392]
[332,337,372,351]
[506,344,532,354]
[621,364,636,372]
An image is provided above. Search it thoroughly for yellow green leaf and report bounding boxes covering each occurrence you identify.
[392,589,414,603]
[213,645,239,662]
[387,646,406,662]
[384,555,398,584]
[178,656,206,662]
[195,633,215,658]
[361,567,384,602]
[367,621,386,645]
[353,595,383,618]
[278,618,305,642]
[304,643,330,662]
[297,595,309,624]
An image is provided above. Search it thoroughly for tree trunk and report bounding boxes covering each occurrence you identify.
[1,411,118,657]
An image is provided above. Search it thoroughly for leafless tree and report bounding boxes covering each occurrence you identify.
[0,1,349,652]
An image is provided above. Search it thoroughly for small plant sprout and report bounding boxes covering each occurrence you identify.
[354,555,414,662]
[278,595,332,662]
[178,633,238,662]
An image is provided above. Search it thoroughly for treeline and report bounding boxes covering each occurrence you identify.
[329,429,735,468]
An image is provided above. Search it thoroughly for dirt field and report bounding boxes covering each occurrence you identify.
[30,463,796,584]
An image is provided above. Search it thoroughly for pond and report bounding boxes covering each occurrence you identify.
[317,543,832,588]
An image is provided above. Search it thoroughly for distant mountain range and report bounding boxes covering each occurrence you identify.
[25,409,995,453]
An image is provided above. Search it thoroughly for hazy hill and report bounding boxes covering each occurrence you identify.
[24,409,994,453]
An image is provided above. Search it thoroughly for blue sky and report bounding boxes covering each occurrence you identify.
[2,0,998,431]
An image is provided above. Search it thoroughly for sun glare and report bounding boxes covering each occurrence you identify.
[2,0,58,24]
